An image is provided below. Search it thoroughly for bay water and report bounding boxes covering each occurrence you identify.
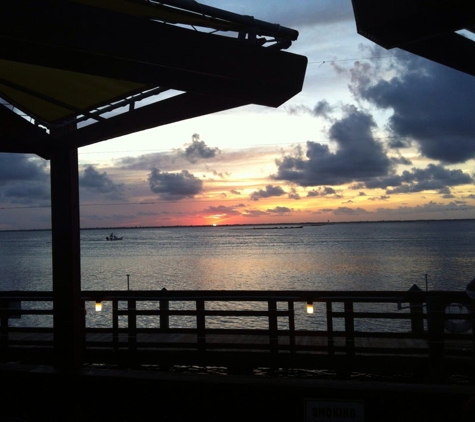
[1,219,474,293]
[1,219,474,331]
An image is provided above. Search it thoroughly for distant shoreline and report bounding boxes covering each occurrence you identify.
[1,218,474,233]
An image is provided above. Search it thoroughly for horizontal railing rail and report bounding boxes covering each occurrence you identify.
[0,289,473,379]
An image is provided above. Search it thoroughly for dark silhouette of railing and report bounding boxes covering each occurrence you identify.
[1,289,473,381]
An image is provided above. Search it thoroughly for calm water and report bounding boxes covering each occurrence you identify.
[1,220,474,293]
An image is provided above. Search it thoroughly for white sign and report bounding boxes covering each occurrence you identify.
[305,399,364,422]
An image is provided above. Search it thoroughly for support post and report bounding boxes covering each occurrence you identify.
[50,146,84,370]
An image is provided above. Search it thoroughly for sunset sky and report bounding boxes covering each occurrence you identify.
[1,0,475,230]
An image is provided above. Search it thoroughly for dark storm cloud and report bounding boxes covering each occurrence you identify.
[148,167,204,200]
[79,165,125,199]
[0,154,50,203]
[179,134,220,164]
[387,165,472,194]
[2,182,50,203]
[0,154,49,183]
[362,164,473,194]
[349,47,475,164]
[272,105,393,186]
[250,185,286,201]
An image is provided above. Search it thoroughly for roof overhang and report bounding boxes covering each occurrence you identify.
[351,0,475,77]
[0,0,307,158]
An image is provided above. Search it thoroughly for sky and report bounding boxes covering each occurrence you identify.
[1,0,475,230]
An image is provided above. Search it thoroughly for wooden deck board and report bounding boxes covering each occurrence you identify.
[2,330,473,380]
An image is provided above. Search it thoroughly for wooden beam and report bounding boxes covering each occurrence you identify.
[50,144,84,370]
[41,93,248,153]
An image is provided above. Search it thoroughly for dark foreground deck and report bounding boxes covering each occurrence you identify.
[1,289,475,421]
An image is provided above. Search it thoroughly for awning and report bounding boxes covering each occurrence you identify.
[0,0,307,158]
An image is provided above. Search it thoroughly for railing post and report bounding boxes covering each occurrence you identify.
[197,299,205,352]
[160,289,169,329]
[268,300,278,353]
[426,295,446,381]
[128,299,137,364]
[288,300,295,354]
[341,300,355,378]
[344,301,355,356]
[0,299,9,357]
[407,284,425,334]
[112,300,119,352]
[326,301,334,356]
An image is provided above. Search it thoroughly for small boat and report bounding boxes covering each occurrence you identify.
[106,232,123,241]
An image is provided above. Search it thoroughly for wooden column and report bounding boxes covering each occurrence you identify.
[50,146,83,370]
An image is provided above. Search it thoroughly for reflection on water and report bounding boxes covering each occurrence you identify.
[0,220,474,293]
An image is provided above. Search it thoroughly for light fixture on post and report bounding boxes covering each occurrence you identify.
[95,300,102,312]
[306,300,314,314]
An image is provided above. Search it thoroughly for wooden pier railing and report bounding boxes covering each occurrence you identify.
[1,289,474,381]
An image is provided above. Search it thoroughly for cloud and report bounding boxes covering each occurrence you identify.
[0,154,50,204]
[250,184,286,201]
[377,200,475,216]
[286,100,335,119]
[272,105,393,186]
[148,167,204,200]
[202,205,242,216]
[0,154,49,183]
[349,47,475,164]
[362,163,473,194]
[178,134,220,163]
[119,152,170,171]
[243,209,268,217]
[288,189,301,200]
[307,186,336,197]
[79,165,125,199]
[267,206,293,214]
[332,206,369,216]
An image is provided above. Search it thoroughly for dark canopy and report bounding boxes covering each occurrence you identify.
[0,0,307,158]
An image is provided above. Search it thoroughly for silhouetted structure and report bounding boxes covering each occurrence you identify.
[0,0,307,369]
[352,0,475,77]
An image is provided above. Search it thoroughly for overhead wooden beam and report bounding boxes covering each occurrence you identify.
[29,93,248,156]
[0,104,49,157]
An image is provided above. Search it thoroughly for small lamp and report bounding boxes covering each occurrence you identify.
[95,300,102,312]
[306,301,314,314]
